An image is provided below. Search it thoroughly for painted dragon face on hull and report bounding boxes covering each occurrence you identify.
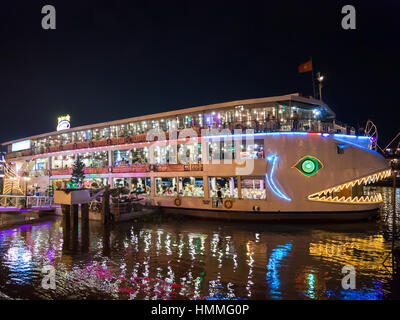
[306,168,391,204]
[264,134,390,210]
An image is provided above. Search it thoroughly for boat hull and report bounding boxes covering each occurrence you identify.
[162,207,380,222]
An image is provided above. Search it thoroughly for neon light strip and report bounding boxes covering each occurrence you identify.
[334,137,382,156]
[203,132,370,140]
[333,134,370,139]
[0,206,53,211]
[265,154,291,202]
[0,207,18,211]
[203,132,308,139]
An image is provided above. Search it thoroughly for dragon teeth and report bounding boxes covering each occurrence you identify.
[308,169,389,204]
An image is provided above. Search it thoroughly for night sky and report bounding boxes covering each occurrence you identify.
[0,1,399,147]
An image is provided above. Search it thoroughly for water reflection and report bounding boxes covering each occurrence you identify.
[266,243,292,299]
[0,186,399,300]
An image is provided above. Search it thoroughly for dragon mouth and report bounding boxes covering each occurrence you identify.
[308,169,391,204]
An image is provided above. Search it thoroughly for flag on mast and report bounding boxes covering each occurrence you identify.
[298,60,313,73]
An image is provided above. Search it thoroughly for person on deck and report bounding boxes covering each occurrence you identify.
[217,188,223,208]
[292,110,299,131]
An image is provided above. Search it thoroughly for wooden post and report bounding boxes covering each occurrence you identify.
[62,221,70,253]
[71,214,79,251]
[81,203,89,224]
[102,185,111,224]
[61,204,71,229]
[102,226,111,256]
[70,204,78,227]
[81,203,90,253]
[61,204,70,215]
[61,204,71,252]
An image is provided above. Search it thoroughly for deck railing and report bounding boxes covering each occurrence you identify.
[48,163,203,176]
[0,195,54,208]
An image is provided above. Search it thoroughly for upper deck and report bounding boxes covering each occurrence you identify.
[2,93,354,160]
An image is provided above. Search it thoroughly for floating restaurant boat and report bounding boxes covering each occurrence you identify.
[1,93,391,221]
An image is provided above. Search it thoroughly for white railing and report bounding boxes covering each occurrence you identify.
[0,195,54,208]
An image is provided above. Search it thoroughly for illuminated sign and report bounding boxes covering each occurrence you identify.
[11,140,31,152]
[57,115,71,131]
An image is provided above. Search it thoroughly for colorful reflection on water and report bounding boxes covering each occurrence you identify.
[0,187,399,300]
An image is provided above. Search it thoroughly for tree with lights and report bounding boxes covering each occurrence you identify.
[71,156,85,188]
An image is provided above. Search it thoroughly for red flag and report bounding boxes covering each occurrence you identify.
[298,60,313,73]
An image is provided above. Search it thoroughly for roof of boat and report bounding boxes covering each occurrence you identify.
[2,93,334,145]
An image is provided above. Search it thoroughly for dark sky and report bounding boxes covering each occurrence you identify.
[0,0,399,147]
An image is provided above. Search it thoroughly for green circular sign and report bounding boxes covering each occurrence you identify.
[302,160,315,173]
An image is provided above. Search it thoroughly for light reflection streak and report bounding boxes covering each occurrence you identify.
[266,243,293,299]
[178,234,184,259]
[309,233,391,277]
[306,272,316,299]
[246,240,255,298]
[165,234,172,256]
[156,230,163,253]
[143,231,151,253]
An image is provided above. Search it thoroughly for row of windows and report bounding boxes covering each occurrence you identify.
[31,103,295,147]
[30,141,265,171]
[113,176,266,200]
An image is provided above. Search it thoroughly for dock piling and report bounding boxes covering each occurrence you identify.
[70,204,78,227]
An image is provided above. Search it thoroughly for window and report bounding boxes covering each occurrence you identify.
[239,139,264,159]
[35,158,48,171]
[240,176,266,199]
[155,177,177,196]
[178,143,201,164]
[51,154,74,169]
[178,177,204,197]
[208,140,232,161]
[51,156,63,169]
[83,178,108,189]
[113,178,129,188]
[114,149,130,167]
[131,177,151,195]
[132,147,148,165]
[153,145,168,165]
[80,151,108,168]
[209,177,238,198]
[91,151,108,168]
[63,155,75,168]
[207,139,264,161]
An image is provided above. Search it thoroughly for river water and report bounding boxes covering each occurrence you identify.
[0,187,399,300]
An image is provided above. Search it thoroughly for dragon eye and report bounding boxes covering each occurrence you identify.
[293,156,323,177]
